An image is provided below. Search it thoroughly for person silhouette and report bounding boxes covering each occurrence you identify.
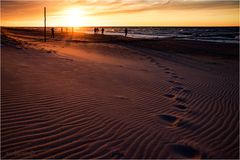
[94,27,96,34]
[125,27,128,37]
[101,28,104,34]
[51,27,55,38]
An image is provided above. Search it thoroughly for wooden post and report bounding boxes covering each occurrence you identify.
[44,7,46,42]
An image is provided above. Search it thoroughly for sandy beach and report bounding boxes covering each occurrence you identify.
[1,27,239,159]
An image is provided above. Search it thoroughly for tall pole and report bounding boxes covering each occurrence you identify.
[44,7,46,42]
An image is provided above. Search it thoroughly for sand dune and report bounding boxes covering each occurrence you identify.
[1,28,239,159]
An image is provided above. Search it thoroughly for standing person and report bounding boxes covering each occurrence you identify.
[125,27,128,37]
[51,27,55,38]
[101,28,104,34]
[94,27,96,34]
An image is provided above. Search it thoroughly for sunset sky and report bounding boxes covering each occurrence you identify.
[1,0,239,27]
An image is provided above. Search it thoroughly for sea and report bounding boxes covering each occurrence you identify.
[22,27,240,44]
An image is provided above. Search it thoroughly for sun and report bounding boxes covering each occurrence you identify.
[63,7,86,27]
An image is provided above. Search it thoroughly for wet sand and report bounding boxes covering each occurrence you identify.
[1,27,239,159]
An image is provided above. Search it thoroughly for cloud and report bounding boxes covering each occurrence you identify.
[75,0,239,16]
[1,0,238,18]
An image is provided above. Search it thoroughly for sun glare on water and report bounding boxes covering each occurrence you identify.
[63,7,86,27]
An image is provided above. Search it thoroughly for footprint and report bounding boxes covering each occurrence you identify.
[168,80,175,83]
[165,71,170,74]
[170,144,202,158]
[159,114,183,128]
[174,104,187,110]
[172,86,184,91]
[164,94,175,98]
[174,82,182,85]
[160,114,178,124]
[111,150,124,158]
[160,114,196,130]
[172,75,179,78]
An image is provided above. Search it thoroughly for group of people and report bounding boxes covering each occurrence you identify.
[94,27,104,34]
[49,27,129,39]
[50,27,73,39]
[94,27,128,37]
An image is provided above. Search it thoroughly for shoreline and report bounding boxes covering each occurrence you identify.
[2,27,239,59]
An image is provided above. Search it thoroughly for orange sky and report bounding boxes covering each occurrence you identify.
[1,0,239,27]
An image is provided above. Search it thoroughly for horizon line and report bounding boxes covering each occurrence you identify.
[1,25,240,28]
